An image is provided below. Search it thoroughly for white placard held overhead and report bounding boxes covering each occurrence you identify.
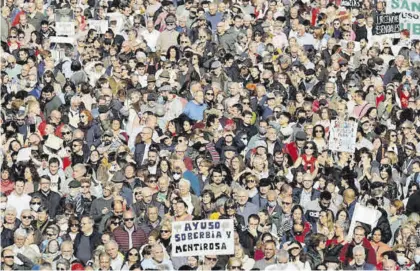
[328,120,358,153]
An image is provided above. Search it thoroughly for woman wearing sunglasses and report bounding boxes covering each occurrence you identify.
[121,248,141,270]
[291,141,319,178]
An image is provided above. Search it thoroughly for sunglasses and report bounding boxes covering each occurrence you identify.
[124,218,135,222]
[22,216,33,219]
[206,257,217,261]
[315,130,323,133]
[111,221,120,225]
[243,101,250,105]
[282,201,292,205]
[9,36,16,38]
[62,131,72,135]
[129,252,139,256]
[3,256,14,259]
[31,202,41,205]
[134,192,142,195]
[305,146,314,150]
[206,93,214,96]
[71,224,79,227]
[160,230,170,233]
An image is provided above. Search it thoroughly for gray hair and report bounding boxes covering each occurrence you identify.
[56,258,70,270]
[277,249,289,262]
[352,245,365,256]
[14,228,28,238]
[105,239,119,250]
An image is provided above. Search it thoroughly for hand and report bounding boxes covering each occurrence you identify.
[102,207,109,215]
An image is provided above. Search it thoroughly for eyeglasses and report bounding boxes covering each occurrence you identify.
[129,252,139,256]
[206,257,217,261]
[62,131,72,135]
[160,230,170,233]
[124,218,135,222]
[305,146,314,150]
[22,216,33,219]
[246,179,256,183]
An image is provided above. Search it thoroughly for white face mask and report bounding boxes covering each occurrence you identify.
[173,173,181,180]
[31,203,41,211]
[397,255,406,265]
[414,255,420,264]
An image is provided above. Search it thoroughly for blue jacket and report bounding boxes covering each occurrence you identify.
[183,101,207,121]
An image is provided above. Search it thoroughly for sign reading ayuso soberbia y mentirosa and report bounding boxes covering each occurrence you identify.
[171,219,234,257]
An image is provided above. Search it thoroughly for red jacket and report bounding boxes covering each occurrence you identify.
[283,142,299,162]
[339,238,377,266]
[113,225,147,253]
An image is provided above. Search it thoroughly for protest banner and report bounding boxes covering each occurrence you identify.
[49,37,75,44]
[171,219,234,257]
[328,120,358,153]
[373,13,401,35]
[341,0,362,8]
[106,12,124,33]
[348,203,382,239]
[88,20,109,34]
[386,0,420,39]
[56,22,75,37]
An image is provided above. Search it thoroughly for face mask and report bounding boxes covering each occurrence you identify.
[397,255,406,265]
[329,78,336,83]
[268,201,276,207]
[173,173,181,180]
[0,202,7,210]
[414,255,420,264]
[263,78,270,85]
[294,231,302,236]
[31,203,41,211]
[298,117,306,124]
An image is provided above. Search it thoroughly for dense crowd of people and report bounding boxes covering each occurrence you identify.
[1,0,420,270]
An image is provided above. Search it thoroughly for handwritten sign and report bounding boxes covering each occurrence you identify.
[171,219,234,257]
[55,22,75,36]
[373,13,401,35]
[341,0,362,8]
[88,20,109,34]
[328,120,358,153]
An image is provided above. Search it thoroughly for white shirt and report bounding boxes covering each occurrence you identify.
[141,29,160,52]
[181,194,194,214]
